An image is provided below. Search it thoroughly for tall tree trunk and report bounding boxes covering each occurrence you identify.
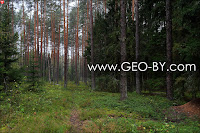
[34,0,37,62]
[23,1,25,66]
[75,0,80,85]
[48,54,51,83]
[81,25,84,81]
[83,21,87,82]
[64,0,67,87]
[46,32,49,80]
[104,0,106,13]
[43,0,46,79]
[46,29,49,79]
[166,0,173,100]
[132,0,135,21]
[37,0,39,58]
[11,2,14,36]
[40,0,43,77]
[57,0,61,84]
[84,0,90,84]
[120,0,127,100]
[50,12,53,83]
[90,0,95,90]
[66,0,69,82]
[71,28,75,81]
[135,0,141,94]
[27,17,31,66]
[53,13,56,83]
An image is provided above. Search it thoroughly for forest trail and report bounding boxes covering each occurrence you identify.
[69,109,83,133]
[1,82,199,133]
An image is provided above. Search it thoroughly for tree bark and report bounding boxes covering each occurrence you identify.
[34,0,37,62]
[81,26,84,81]
[57,0,61,84]
[166,0,173,100]
[104,0,106,13]
[135,0,141,94]
[120,0,127,100]
[37,0,39,57]
[43,0,46,79]
[75,0,80,85]
[90,0,95,90]
[40,0,43,77]
[132,0,135,21]
[23,2,25,66]
[11,2,14,36]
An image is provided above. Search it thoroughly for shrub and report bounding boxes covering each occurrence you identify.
[96,75,119,93]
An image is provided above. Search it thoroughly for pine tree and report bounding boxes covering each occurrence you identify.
[166,0,173,100]
[75,0,80,85]
[120,0,127,100]
[90,0,95,90]
[135,0,141,94]
[0,5,19,91]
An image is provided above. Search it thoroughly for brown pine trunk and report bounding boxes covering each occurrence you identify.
[104,0,106,13]
[27,17,31,65]
[75,0,80,85]
[53,13,56,83]
[50,12,53,83]
[11,2,14,36]
[34,0,37,61]
[37,0,39,58]
[43,0,46,78]
[83,21,87,82]
[46,29,49,78]
[40,0,43,77]
[57,0,61,84]
[90,0,95,90]
[48,54,51,83]
[166,0,173,100]
[23,2,26,66]
[66,0,69,83]
[135,0,141,94]
[120,0,127,100]
[132,0,135,21]
[64,0,66,87]
[84,1,90,84]
[81,26,84,81]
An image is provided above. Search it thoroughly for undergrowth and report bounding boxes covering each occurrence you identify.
[0,82,199,133]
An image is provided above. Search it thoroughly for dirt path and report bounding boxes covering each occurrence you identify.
[69,109,83,133]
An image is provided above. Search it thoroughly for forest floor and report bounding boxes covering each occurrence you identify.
[0,82,200,133]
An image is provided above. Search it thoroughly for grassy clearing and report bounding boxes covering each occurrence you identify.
[0,82,199,133]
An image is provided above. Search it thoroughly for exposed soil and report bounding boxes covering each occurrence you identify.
[173,98,200,117]
[68,109,83,133]
[166,98,200,121]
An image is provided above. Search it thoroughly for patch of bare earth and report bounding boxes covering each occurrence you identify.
[67,109,83,133]
[166,98,200,121]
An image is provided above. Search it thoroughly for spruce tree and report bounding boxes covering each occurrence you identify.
[27,53,40,91]
[0,5,19,92]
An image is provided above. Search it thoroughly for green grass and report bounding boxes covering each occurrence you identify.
[0,82,199,133]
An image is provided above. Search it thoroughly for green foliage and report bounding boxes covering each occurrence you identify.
[96,75,119,93]
[174,76,186,99]
[144,78,165,92]
[82,0,200,97]
[26,53,41,91]
[0,4,20,92]
[0,83,72,132]
[0,82,199,132]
